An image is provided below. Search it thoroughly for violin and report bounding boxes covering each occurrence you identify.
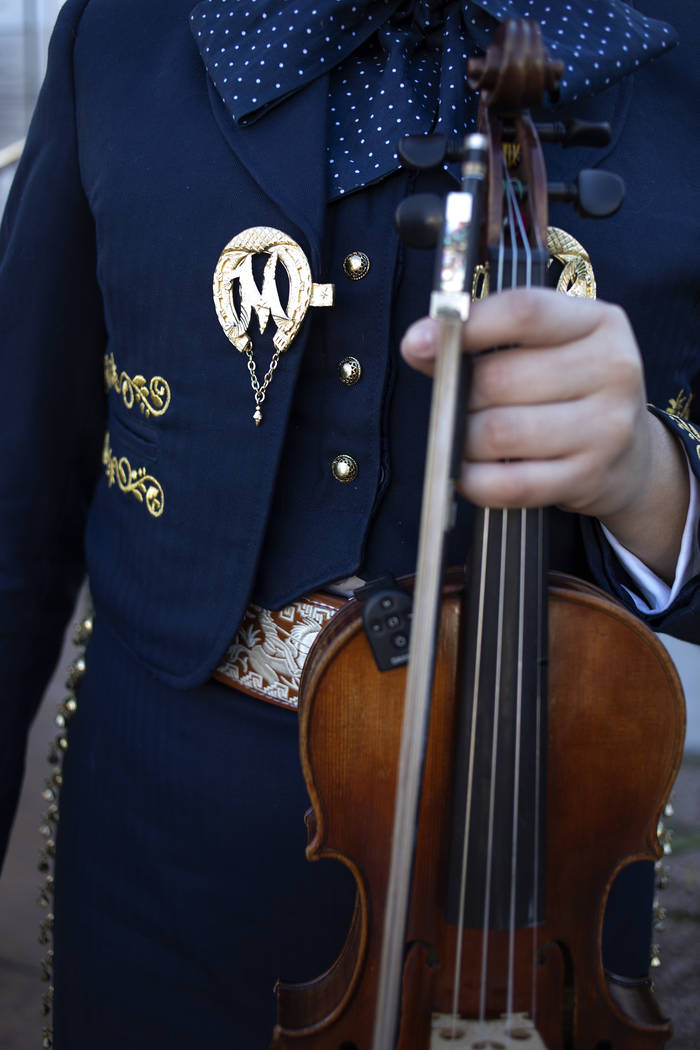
[269,19,685,1050]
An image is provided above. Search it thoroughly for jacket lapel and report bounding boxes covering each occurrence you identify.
[201,68,329,275]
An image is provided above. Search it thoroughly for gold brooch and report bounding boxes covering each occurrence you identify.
[545,227,596,299]
[213,227,334,425]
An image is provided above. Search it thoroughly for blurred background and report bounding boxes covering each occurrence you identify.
[0,3,698,1048]
[0,0,62,206]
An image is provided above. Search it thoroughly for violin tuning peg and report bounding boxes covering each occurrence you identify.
[395,194,444,249]
[548,169,625,219]
[398,134,467,171]
[576,169,625,217]
[534,119,612,148]
[398,134,449,170]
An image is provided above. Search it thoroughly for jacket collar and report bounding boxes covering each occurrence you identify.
[202,68,329,272]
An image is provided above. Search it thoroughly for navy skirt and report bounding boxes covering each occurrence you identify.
[52,614,356,1049]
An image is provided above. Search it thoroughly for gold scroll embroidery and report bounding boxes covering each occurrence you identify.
[652,408,700,465]
[104,353,171,418]
[666,389,693,421]
[662,413,700,443]
[102,433,164,518]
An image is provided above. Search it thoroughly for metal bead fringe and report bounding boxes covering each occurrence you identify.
[37,610,93,1049]
[651,798,675,971]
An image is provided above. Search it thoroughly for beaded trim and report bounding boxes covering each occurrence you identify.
[651,800,675,969]
[37,609,93,1049]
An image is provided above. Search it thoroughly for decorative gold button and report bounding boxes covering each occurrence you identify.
[343,251,370,280]
[338,357,362,386]
[331,454,359,483]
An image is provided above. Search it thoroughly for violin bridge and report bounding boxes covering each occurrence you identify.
[430,1012,548,1050]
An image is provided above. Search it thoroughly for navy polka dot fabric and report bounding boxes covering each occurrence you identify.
[189,0,677,198]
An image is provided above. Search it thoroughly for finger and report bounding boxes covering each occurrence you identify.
[400,317,441,375]
[460,287,621,355]
[467,339,610,411]
[464,399,605,462]
[457,455,598,511]
[401,291,629,377]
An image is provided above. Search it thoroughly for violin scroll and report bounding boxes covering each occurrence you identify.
[467,19,563,109]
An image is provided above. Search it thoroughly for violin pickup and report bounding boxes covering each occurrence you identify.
[357,579,413,672]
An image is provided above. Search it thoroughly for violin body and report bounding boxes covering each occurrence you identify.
[270,572,684,1050]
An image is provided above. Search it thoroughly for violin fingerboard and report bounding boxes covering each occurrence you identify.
[446,506,549,932]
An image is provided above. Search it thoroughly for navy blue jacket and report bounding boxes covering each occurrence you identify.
[1,0,699,861]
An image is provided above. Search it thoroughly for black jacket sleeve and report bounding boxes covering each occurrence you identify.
[582,406,700,644]
[0,0,106,869]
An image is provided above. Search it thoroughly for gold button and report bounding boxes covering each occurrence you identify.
[331,454,359,483]
[338,357,362,386]
[343,251,370,280]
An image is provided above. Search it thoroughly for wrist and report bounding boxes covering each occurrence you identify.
[599,412,690,583]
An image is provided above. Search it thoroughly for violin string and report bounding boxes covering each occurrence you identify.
[507,508,528,1021]
[471,176,514,1027]
[449,148,513,1040]
[503,159,535,1024]
[531,504,545,1020]
[478,505,509,1023]
[473,191,511,1024]
[448,513,491,1036]
[503,160,520,1022]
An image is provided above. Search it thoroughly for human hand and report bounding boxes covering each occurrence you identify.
[401,287,688,580]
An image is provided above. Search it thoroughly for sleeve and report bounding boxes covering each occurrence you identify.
[582,406,700,644]
[600,458,699,613]
[0,0,106,869]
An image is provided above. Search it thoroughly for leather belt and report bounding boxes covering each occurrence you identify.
[213,591,347,711]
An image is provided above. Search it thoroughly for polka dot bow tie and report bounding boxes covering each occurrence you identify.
[190,0,676,198]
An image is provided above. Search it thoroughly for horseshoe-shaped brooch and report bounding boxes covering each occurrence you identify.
[213,227,334,425]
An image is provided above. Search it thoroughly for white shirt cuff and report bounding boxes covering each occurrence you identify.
[600,458,700,615]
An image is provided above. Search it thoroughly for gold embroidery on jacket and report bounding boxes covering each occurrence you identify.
[666,389,693,420]
[651,407,700,464]
[104,353,171,418]
[662,412,700,444]
[102,433,164,518]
